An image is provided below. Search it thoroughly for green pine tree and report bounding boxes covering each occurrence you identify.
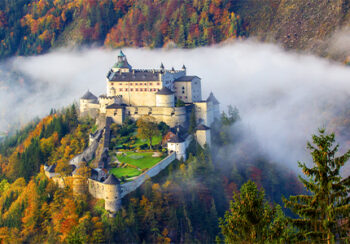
[188,108,197,134]
[284,129,350,243]
[219,180,293,243]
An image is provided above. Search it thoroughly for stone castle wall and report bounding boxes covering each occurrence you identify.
[69,129,103,167]
[86,152,176,211]
[107,106,187,127]
[120,152,176,198]
[88,178,107,199]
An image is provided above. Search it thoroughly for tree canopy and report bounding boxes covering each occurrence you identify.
[136,115,160,150]
[284,129,350,243]
[219,180,294,243]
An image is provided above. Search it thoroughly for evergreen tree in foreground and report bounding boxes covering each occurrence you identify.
[284,129,350,243]
[219,180,294,243]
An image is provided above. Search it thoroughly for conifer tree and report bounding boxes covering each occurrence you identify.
[219,180,293,243]
[188,108,197,134]
[284,129,350,243]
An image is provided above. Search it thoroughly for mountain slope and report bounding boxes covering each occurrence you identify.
[233,0,350,61]
[0,0,242,59]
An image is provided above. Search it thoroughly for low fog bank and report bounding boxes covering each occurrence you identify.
[2,42,350,170]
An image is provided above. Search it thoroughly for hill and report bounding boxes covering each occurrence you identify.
[0,0,243,59]
[0,106,302,243]
[232,0,350,61]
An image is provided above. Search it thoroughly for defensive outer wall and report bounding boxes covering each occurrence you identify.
[88,152,176,213]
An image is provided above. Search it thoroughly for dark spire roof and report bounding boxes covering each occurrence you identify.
[174,76,199,82]
[81,90,97,100]
[160,62,164,69]
[182,64,186,70]
[197,124,210,131]
[156,87,174,95]
[103,174,120,185]
[171,67,175,72]
[207,92,219,105]
[168,133,185,143]
[118,50,125,57]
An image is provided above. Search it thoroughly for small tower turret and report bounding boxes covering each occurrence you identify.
[103,174,121,214]
[112,50,132,73]
[155,87,175,107]
[195,124,211,148]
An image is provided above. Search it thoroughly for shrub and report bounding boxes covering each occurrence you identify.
[138,143,148,150]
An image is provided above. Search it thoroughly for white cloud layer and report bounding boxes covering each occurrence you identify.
[1,41,350,170]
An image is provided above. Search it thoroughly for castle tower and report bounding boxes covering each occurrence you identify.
[206,92,220,120]
[103,174,121,214]
[80,90,98,113]
[111,50,132,73]
[155,87,175,107]
[167,133,187,161]
[196,124,211,148]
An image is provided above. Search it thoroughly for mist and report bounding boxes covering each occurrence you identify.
[1,41,350,171]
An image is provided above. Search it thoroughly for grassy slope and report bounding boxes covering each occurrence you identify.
[110,167,141,178]
[117,151,165,169]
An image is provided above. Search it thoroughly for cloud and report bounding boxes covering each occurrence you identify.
[1,42,350,172]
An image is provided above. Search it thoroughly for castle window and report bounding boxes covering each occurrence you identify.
[119,89,122,91]
[111,83,114,85]
[185,96,187,99]
[119,83,122,85]
[125,88,128,91]
[179,96,182,99]
[182,86,185,89]
[144,83,147,85]
[157,82,160,85]
[129,83,133,86]
[140,88,143,91]
[130,88,133,91]
[182,91,185,94]
[136,88,138,91]
[150,83,152,85]
[135,83,138,85]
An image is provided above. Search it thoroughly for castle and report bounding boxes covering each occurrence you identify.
[45,51,220,214]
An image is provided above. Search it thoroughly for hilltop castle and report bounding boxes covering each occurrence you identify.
[80,51,219,129]
[45,51,220,215]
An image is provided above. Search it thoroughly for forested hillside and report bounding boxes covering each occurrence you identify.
[232,0,350,61]
[2,0,350,61]
[0,106,303,243]
[0,0,243,58]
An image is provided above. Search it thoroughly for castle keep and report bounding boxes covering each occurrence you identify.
[45,51,220,214]
[80,51,219,127]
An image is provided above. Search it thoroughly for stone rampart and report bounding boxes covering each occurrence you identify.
[70,129,103,167]
[120,152,175,198]
[88,178,107,199]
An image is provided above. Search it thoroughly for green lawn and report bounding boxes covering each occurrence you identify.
[110,167,141,178]
[117,151,165,170]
